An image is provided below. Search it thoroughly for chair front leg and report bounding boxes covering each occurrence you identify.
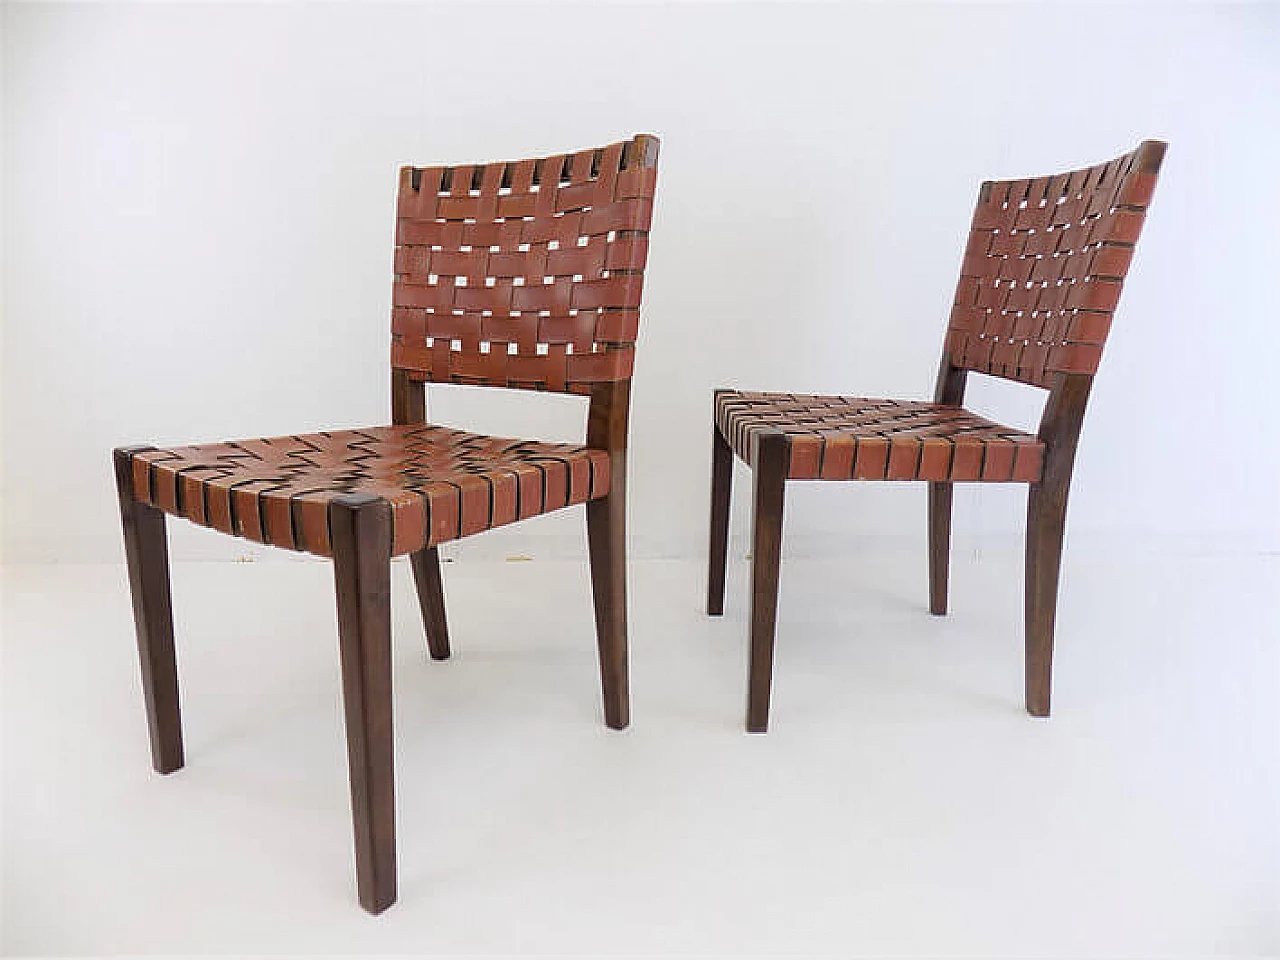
[928,481,953,615]
[587,473,629,731]
[1024,481,1069,718]
[113,447,184,775]
[747,431,787,733]
[410,546,450,660]
[707,414,733,616]
[330,494,397,914]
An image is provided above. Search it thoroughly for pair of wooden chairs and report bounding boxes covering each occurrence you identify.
[113,134,1165,912]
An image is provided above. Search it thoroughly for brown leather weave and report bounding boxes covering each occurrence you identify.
[715,391,1044,482]
[127,426,610,557]
[944,143,1160,388]
[391,136,658,395]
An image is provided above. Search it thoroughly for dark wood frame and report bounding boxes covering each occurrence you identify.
[706,355,1095,732]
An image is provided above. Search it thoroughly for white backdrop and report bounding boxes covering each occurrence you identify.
[4,2,1278,564]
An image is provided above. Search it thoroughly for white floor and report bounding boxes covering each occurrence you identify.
[2,539,1277,957]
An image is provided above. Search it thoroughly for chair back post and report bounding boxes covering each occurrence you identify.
[391,370,425,425]
[1035,370,1093,496]
[932,352,968,406]
[583,133,656,465]
[587,379,631,496]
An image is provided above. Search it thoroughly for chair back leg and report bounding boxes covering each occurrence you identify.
[587,478,630,731]
[586,381,631,731]
[1024,372,1091,717]
[1024,482,1069,717]
[928,359,966,618]
[410,546,451,660]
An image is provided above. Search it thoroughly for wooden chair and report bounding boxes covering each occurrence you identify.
[706,141,1165,733]
[113,134,659,912]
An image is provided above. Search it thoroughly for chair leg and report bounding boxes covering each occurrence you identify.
[747,432,787,734]
[410,546,450,661]
[928,481,953,616]
[587,483,629,731]
[1025,482,1069,718]
[113,447,184,775]
[330,494,397,915]
[707,420,733,616]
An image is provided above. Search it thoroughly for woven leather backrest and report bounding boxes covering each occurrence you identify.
[943,140,1165,389]
[390,135,659,395]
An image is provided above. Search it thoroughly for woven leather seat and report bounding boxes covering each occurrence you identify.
[714,391,1043,482]
[127,425,611,558]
